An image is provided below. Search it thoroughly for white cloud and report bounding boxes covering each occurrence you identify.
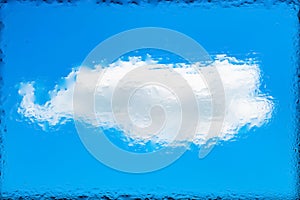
[17,55,274,145]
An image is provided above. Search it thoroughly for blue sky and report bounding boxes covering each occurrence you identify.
[2,2,298,198]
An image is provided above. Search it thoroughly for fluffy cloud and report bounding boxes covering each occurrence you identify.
[18,55,274,146]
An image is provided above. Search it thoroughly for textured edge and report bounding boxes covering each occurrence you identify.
[0,2,5,198]
[0,0,298,7]
[295,8,300,200]
[0,190,297,200]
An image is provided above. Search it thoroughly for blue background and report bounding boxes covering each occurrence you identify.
[2,2,298,197]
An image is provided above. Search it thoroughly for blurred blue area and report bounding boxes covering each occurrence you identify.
[1,1,298,198]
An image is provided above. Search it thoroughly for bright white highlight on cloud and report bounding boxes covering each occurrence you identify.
[17,55,274,146]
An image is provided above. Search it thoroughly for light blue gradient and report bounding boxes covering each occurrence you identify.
[2,2,298,197]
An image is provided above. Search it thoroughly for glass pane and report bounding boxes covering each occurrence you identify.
[1,1,299,199]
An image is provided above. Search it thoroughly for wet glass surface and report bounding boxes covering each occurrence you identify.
[1,1,299,199]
